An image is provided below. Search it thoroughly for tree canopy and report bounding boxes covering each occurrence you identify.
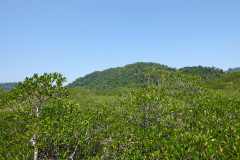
[178,65,224,80]
[67,62,176,91]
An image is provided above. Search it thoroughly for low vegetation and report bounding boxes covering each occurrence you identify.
[0,64,240,159]
[206,71,240,99]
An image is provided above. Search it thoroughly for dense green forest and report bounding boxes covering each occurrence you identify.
[1,63,240,159]
[67,62,176,91]
[178,65,224,80]
[67,62,225,93]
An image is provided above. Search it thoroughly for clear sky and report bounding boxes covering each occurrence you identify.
[1,0,239,84]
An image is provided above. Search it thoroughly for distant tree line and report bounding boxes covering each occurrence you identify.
[178,65,224,80]
[0,82,18,91]
[226,67,240,73]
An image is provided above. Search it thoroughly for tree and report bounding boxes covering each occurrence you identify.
[11,73,68,160]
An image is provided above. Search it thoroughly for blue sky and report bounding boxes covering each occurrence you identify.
[1,0,239,84]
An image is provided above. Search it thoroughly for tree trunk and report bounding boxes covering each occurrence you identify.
[34,148,38,160]
[31,134,38,160]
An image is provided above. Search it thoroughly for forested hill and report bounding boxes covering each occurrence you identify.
[67,62,226,91]
[67,62,176,90]
[178,66,224,80]
[226,67,240,73]
[0,82,18,91]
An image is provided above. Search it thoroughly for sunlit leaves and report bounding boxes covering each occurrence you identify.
[10,73,68,110]
[1,70,240,159]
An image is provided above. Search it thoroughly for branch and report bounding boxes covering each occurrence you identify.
[68,143,79,160]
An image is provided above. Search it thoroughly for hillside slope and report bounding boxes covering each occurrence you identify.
[226,67,240,73]
[67,62,176,90]
[0,82,18,91]
[67,62,227,91]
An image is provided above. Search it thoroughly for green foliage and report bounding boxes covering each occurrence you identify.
[10,73,68,109]
[0,73,71,159]
[69,86,92,97]
[178,65,224,80]
[13,72,67,98]
[206,71,240,99]
[0,88,9,107]
[67,63,225,94]
[121,70,203,130]
[0,101,89,159]
[67,62,176,91]
[1,70,240,159]
[118,70,240,158]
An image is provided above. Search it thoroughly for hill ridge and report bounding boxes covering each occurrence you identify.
[67,62,225,91]
[67,62,176,90]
